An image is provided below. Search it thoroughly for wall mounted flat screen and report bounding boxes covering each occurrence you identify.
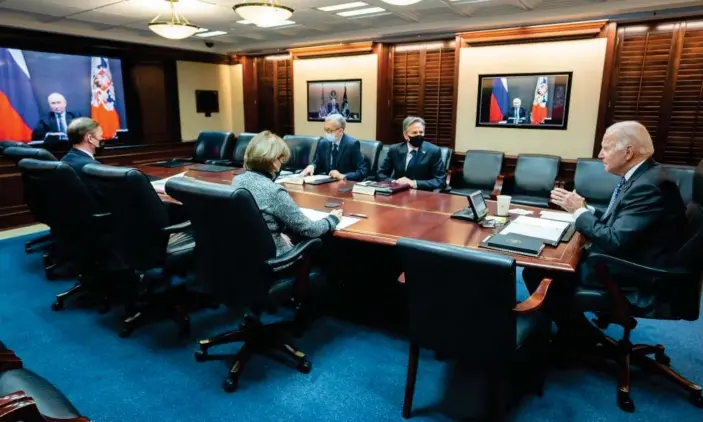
[307,79,362,122]
[0,47,128,142]
[476,72,573,130]
[195,90,219,116]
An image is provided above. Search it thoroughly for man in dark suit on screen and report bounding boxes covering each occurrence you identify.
[503,98,528,124]
[300,113,367,181]
[32,92,81,141]
[376,116,446,191]
[523,121,687,341]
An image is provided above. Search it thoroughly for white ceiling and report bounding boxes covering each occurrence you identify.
[0,0,701,54]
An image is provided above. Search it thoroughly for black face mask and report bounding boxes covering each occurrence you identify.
[408,135,424,148]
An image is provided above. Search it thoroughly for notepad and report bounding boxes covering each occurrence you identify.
[300,208,360,230]
[540,210,575,223]
[499,215,570,245]
[150,172,188,193]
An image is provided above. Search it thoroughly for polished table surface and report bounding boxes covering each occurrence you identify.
[140,164,584,273]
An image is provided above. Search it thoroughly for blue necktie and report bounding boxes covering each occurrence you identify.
[331,144,339,169]
[57,113,65,132]
[407,150,418,171]
[604,177,626,216]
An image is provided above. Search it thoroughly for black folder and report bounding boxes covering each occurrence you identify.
[190,164,233,173]
[480,233,545,257]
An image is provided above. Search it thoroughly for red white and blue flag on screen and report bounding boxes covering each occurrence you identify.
[531,76,549,124]
[0,48,40,142]
[91,57,120,139]
[489,77,508,123]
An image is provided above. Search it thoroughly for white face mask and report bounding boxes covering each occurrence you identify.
[325,132,337,142]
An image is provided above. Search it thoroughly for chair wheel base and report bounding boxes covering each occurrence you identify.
[297,359,312,374]
[618,390,635,413]
[224,378,238,393]
[689,390,703,408]
[194,349,207,362]
[51,300,63,311]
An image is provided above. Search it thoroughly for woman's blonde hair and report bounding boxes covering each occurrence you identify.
[244,130,290,176]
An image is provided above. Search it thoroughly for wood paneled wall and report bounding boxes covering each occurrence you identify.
[246,57,294,137]
[605,19,703,166]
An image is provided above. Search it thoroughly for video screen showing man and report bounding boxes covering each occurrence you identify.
[32,92,81,141]
[503,98,528,125]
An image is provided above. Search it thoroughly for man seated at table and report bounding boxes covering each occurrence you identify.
[300,114,367,181]
[523,120,687,343]
[376,116,446,191]
[61,117,104,182]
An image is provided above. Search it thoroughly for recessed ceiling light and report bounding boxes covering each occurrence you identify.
[336,6,385,17]
[196,30,228,38]
[236,20,253,24]
[381,0,422,4]
[256,20,296,28]
[317,2,368,12]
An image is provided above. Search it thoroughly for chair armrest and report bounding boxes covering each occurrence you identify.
[433,185,452,194]
[491,174,506,199]
[161,220,192,235]
[265,238,322,272]
[0,348,23,371]
[204,159,232,166]
[586,252,690,278]
[514,278,552,314]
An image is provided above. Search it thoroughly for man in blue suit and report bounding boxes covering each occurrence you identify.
[32,92,82,140]
[61,117,103,183]
[300,113,367,181]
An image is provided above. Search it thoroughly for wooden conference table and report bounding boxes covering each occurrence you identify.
[140,164,585,273]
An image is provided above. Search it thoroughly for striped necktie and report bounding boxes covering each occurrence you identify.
[604,177,626,217]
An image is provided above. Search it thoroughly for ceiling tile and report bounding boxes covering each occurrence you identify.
[67,11,141,26]
[0,0,83,16]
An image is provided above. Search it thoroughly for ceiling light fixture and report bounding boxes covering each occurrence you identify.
[336,7,386,17]
[233,1,294,27]
[148,0,201,40]
[380,0,423,5]
[317,2,368,12]
[196,31,228,38]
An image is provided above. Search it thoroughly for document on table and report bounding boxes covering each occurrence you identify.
[539,210,575,223]
[499,215,570,244]
[300,208,360,230]
[151,172,188,193]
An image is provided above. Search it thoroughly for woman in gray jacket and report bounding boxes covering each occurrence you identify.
[232,130,342,255]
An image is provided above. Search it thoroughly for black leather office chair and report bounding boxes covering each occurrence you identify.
[231,132,256,167]
[82,164,196,337]
[0,141,30,155]
[397,238,550,420]
[358,139,382,177]
[0,341,90,422]
[572,158,703,412]
[3,147,59,256]
[437,147,454,192]
[503,154,561,208]
[165,178,321,392]
[364,145,390,181]
[449,150,504,199]
[572,158,621,214]
[193,131,235,164]
[16,159,113,311]
[663,164,694,204]
[282,135,319,171]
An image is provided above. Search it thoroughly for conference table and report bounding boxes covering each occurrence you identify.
[140,164,585,273]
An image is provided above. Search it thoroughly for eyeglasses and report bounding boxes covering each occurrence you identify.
[323,128,340,134]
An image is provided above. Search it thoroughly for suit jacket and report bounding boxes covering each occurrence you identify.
[575,158,687,268]
[503,107,528,124]
[61,148,99,183]
[377,141,446,191]
[312,133,367,181]
[32,111,81,140]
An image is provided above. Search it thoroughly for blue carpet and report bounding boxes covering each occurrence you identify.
[2,232,702,421]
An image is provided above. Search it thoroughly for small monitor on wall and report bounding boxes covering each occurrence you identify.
[195,90,219,116]
[476,72,573,130]
[307,79,362,123]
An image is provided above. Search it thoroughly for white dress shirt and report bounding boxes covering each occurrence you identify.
[574,159,646,220]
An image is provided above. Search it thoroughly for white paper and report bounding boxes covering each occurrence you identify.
[499,215,569,243]
[508,208,534,216]
[151,172,188,193]
[540,210,575,223]
[300,208,360,230]
[303,175,332,183]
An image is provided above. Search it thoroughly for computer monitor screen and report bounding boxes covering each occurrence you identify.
[468,190,489,220]
[476,72,572,130]
[0,47,128,143]
[307,79,362,122]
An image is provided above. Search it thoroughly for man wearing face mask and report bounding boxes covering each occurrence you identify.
[61,117,104,183]
[300,113,367,181]
[376,116,446,191]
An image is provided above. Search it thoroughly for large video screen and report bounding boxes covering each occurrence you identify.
[307,79,362,123]
[476,72,572,130]
[0,47,128,142]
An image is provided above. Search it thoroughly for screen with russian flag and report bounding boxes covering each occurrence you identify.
[0,47,127,142]
[476,72,572,130]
